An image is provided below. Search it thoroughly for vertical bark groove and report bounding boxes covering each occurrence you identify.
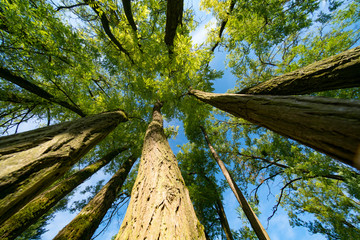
[0,110,127,225]
[116,103,206,240]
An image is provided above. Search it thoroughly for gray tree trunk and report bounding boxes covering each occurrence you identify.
[116,103,206,239]
[0,147,126,240]
[53,155,136,240]
[0,110,127,225]
[238,46,360,95]
[201,126,270,240]
[191,89,360,170]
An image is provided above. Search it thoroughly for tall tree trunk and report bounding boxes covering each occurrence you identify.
[0,110,127,225]
[53,155,136,240]
[191,89,360,170]
[0,147,126,240]
[238,46,360,95]
[200,126,270,240]
[116,103,206,239]
[215,198,234,240]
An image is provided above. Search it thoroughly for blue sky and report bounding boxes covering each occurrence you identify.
[8,0,333,239]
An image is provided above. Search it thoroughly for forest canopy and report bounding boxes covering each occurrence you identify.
[0,0,359,239]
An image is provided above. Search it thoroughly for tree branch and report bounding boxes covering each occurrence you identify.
[164,0,184,53]
[210,0,236,52]
[56,3,87,11]
[0,67,86,116]
[84,0,134,63]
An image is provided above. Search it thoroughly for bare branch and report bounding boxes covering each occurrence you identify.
[56,3,87,11]
[210,0,236,52]
[0,67,86,116]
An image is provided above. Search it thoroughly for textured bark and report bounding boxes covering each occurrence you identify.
[0,67,86,116]
[215,199,234,240]
[0,147,126,240]
[116,103,206,240]
[53,155,136,240]
[0,110,127,225]
[238,46,360,95]
[164,0,183,50]
[201,126,270,240]
[191,89,360,170]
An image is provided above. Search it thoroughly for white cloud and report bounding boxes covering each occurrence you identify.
[191,17,217,46]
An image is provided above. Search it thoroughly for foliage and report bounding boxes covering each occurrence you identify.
[0,0,359,239]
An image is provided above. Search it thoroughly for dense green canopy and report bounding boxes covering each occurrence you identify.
[0,0,359,239]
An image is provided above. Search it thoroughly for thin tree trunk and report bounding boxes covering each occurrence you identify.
[53,155,136,240]
[200,126,270,240]
[0,110,127,225]
[202,173,234,240]
[215,198,234,240]
[0,147,126,240]
[191,89,360,170]
[238,46,360,95]
[116,102,206,239]
[164,0,183,51]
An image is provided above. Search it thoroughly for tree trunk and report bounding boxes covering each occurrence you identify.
[116,103,206,240]
[0,147,126,240]
[238,46,360,95]
[164,0,183,51]
[191,89,360,170]
[53,155,136,240]
[200,126,270,240]
[0,110,127,225]
[215,198,234,240]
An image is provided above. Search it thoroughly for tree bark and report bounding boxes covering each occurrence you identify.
[215,198,234,240]
[0,67,86,117]
[238,46,360,95]
[0,110,127,225]
[122,0,137,32]
[191,89,360,170]
[164,0,183,51]
[200,126,270,240]
[0,147,126,240]
[53,155,136,240]
[116,103,206,239]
